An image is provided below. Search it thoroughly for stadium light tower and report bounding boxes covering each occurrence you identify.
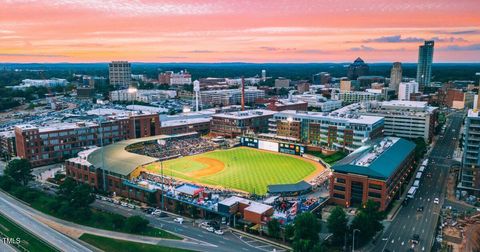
[128,86,137,138]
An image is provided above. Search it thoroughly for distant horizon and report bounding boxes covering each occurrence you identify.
[1,61,480,65]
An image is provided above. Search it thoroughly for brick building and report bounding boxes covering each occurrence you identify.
[329,137,416,211]
[210,109,275,138]
[15,112,160,167]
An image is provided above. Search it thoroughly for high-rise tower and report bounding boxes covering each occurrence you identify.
[389,62,402,94]
[416,41,434,91]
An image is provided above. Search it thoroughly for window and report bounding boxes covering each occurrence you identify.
[334,185,345,191]
[368,191,382,198]
[333,193,345,199]
[369,184,382,190]
[335,178,346,184]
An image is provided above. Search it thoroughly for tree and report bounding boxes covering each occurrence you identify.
[327,206,348,245]
[413,137,427,160]
[58,177,77,199]
[267,219,281,239]
[351,200,383,247]
[292,212,322,252]
[125,215,149,233]
[285,224,295,241]
[4,159,33,186]
[70,183,95,209]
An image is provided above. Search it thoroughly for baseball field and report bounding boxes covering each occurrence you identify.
[143,147,324,195]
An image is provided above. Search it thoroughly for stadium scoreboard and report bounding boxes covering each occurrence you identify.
[240,137,304,156]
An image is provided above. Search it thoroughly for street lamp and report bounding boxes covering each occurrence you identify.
[128,87,137,138]
[352,229,360,252]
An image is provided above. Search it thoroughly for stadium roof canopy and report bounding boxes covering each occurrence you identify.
[87,134,172,177]
[267,181,312,194]
[331,137,416,180]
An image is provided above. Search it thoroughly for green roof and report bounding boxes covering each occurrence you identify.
[331,137,415,180]
[87,135,169,177]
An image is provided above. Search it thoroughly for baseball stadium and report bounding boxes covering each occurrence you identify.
[83,132,326,196]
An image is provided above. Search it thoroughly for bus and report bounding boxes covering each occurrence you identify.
[419,166,426,172]
[415,172,423,180]
[413,180,420,187]
[407,186,418,199]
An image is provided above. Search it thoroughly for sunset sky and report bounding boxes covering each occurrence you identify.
[1,0,479,63]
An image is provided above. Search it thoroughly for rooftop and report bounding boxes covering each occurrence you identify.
[213,109,276,120]
[332,137,416,180]
[87,134,174,176]
[275,110,384,125]
[161,117,211,127]
[468,109,479,117]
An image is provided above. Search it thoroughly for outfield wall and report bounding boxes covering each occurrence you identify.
[240,137,305,156]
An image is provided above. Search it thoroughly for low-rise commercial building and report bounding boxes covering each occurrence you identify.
[110,89,177,103]
[210,109,275,138]
[331,89,383,105]
[275,78,291,88]
[200,88,265,107]
[292,94,343,111]
[330,137,416,211]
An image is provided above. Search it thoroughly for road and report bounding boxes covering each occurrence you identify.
[93,200,288,252]
[372,111,464,252]
[0,191,91,252]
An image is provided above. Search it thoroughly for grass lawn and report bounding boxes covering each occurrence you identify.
[306,150,348,165]
[0,213,59,252]
[145,147,321,195]
[80,233,193,252]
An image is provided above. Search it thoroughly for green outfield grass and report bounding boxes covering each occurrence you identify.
[144,147,321,194]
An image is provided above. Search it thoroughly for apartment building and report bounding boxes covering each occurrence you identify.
[269,110,384,152]
[14,111,160,167]
[459,107,480,195]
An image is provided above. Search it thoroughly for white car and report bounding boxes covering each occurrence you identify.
[151,210,162,216]
[199,222,210,229]
[214,229,224,235]
[206,226,214,232]
[434,198,439,204]
[127,204,135,209]
[120,202,128,207]
[174,218,184,224]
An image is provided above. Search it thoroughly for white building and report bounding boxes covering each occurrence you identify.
[170,71,192,85]
[109,61,131,88]
[11,78,68,90]
[110,89,177,103]
[398,81,419,101]
[200,87,265,107]
[291,94,342,111]
[331,89,383,104]
[337,100,437,142]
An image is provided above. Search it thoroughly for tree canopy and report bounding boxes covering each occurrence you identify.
[327,206,348,245]
[4,159,33,186]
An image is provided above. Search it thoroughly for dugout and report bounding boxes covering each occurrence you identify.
[267,181,312,196]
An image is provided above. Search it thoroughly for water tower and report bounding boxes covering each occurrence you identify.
[193,80,202,112]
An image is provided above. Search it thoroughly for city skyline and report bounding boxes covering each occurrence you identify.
[1,0,479,63]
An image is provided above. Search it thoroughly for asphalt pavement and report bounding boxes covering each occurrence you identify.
[93,200,287,252]
[0,191,91,252]
[372,111,464,252]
